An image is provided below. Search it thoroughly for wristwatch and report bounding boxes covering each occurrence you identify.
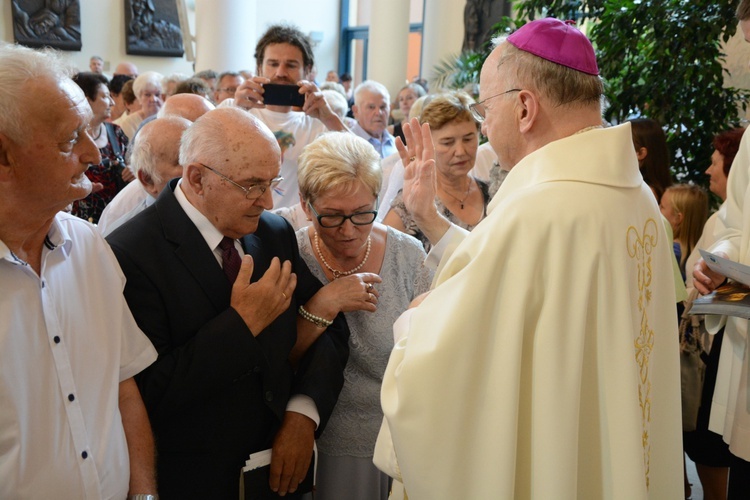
[127,495,158,500]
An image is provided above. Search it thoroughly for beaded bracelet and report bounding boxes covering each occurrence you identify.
[298,305,333,328]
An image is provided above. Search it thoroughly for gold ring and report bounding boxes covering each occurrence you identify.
[368,292,374,301]
[281,292,287,300]
[366,283,374,292]
[409,156,416,162]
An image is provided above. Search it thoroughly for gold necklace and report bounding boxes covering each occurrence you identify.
[314,231,372,279]
[439,178,473,209]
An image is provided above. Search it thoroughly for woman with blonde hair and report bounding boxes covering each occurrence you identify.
[293,132,433,500]
[660,183,708,278]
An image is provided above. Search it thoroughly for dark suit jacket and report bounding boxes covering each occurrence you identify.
[107,180,349,499]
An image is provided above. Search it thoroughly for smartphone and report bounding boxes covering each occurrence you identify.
[262,83,306,107]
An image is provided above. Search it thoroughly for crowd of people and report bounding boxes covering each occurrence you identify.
[3,6,750,500]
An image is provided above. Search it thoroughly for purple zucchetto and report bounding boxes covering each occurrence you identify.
[507,18,599,76]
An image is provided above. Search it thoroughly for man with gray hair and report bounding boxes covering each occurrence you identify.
[0,43,157,498]
[351,80,396,158]
[106,107,349,498]
[100,95,214,235]
[98,116,192,236]
[214,71,245,104]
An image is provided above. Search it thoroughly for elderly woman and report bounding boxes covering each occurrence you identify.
[389,83,426,143]
[118,71,163,139]
[292,132,433,500]
[383,91,490,251]
[70,72,134,223]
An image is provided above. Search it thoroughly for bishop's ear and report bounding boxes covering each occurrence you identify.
[517,90,539,134]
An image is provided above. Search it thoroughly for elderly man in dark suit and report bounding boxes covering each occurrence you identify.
[107,107,349,499]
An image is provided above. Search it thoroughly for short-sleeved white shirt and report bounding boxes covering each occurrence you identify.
[0,213,157,499]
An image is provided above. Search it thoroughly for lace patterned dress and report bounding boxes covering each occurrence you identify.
[296,226,433,500]
[390,177,491,252]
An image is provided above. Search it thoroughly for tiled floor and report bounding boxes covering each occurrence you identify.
[686,454,704,500]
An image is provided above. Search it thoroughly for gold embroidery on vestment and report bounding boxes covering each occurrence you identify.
[627,218,658,489]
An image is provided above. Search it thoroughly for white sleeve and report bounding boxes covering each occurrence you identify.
[424,224,469,270]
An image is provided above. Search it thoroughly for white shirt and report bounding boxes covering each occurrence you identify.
[117,112,144,141]
[173,182,320,426]
[0,213,157,499]
[97,180,153,237]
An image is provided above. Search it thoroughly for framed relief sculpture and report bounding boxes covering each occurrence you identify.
[12,0,82,51]
[125,0,184,57]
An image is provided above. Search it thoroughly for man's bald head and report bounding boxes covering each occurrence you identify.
[114,62,138,77]
[179,107,281,238]
[156,93,215,122]
[131,116,191,198]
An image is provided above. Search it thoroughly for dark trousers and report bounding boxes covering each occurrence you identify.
[728,452,750,499]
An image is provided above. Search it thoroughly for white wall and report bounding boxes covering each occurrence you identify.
[0,0,340,77]
[254,0,340,78]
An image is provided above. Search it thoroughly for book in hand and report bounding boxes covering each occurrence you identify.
[699,249,750,287]
[690,282,750,319]
[239,445,316,500]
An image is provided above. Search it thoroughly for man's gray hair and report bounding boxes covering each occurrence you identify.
[354,80,391,106]
[0,43,73,143]
[131,116,190,184]
[133,71,164,98]
[162,72,189,88]
[179,111,230,168]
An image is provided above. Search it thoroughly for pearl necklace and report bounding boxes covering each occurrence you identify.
[314,231,371,279]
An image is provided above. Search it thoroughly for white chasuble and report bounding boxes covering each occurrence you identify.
[707,130,750,461]
[374,124,683,499]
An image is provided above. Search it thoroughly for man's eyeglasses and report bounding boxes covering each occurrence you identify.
[199,163,283,200]
[307,200,378,228]
[216,87,239,94]
[469,88,522,122]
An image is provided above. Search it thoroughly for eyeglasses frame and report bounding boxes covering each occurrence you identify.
[198,162,283,200]
[469,88,522,122]
[306,199,379,228]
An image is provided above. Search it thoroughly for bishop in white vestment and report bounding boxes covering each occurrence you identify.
[374,18,683,500]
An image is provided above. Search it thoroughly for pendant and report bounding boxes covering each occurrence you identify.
[460,203,464,209]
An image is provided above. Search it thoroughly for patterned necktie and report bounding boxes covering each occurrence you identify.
[218,236,242,284]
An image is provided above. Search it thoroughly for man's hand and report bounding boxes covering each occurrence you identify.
[397,118,450,243]
[298,80,332,119]
[269,412,316,496]
[399,118,437,222]
[693,255,727,295]
[230,255,297,334]
[233,76,271,110]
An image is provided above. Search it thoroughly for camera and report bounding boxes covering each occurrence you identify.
[263,83,306,107]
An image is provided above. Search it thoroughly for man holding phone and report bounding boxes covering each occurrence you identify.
[227,25,349,209]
